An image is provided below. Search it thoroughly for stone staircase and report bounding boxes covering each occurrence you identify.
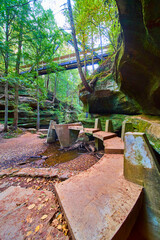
[55,122,143,240]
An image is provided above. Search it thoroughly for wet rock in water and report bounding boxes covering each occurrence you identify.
[35,159,45,166]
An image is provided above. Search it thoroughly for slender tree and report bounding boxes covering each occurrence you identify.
[13,2,31,129]
[67,0,92,93]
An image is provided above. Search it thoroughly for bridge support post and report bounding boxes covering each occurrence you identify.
[95,138,104,151]
[47,120,56,143]
[121,121,134,140]
[124,132,160,239]
[54,123,82,148]
[105,120,113,132]
[94,118,102,130]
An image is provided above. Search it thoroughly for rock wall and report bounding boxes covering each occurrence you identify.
[0,85,78,128]
[115,0,160,115]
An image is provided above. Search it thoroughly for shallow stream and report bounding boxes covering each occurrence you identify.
[42,141,83,166]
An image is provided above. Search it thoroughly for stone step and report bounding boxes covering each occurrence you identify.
[93,131,116,141]
[104,136,124,154]
[55,154,143,240]
[84,128,100,134]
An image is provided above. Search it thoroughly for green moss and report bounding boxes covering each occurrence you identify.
[39,134,47,139]
[125,116,160,154]
[3,128,23,139]
[79,114,126,132]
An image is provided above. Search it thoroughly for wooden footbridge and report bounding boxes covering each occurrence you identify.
[20,45,109,75]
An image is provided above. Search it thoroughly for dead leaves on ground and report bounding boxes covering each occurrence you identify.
[28,204,35,210]
[51,212,68,236]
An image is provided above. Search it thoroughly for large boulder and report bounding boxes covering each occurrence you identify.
[115,0,160,115]
[80,78,141,115]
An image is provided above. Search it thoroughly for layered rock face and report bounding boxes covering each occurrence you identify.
[116,0,160,115]
[0,86,78,128]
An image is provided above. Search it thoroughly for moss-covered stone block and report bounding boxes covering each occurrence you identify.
[124,132,160,239]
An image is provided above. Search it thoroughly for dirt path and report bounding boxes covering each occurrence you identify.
[0,132,47,169]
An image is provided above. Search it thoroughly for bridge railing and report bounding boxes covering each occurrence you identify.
[20,45,109,72]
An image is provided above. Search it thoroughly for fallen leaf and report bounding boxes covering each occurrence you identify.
[57,224,62,230]
[41,214,48,220]
[64,229,68,236]
[46,234,52,240]
[27,178,32,183]
[28,204,35,210]
[38,204,44,211]
[50,205,55,209]
[35,225,40,232]
[57,213,62,220]
[26,215,33,223]
[26,231,32,237]
[52,219,58,227]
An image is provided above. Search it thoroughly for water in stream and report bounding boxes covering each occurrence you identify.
[42,141,86,167]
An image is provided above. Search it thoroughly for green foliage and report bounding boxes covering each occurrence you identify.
[64,0,120,54]
[3,128,23,139]
[39,134,47,139]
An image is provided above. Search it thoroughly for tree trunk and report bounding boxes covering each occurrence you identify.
[91,31,94,72]
[36,95,40,131]
[99,24,103,56]
[13,24,23,129]
[4,81,8,131]
[67,0,92,93]
[36,82,40,131]
[82,34,87,77]
[53,74,57,103]
[13,84,19,128]
[4,13,9,132]
[47,74,49,90]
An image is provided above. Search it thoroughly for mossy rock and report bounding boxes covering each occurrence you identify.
[125,116,160,154]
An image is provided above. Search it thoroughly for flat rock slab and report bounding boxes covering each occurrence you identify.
[0,168,19,177]
[55,154,143,240]
[13,167,58,178]
[38,129,48,134]
[68,126,83,131]
[104,137,124,154]
[84,128,100,134]
[0,186,68,240]
[93,131,116,141]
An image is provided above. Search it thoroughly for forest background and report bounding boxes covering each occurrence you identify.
[0,0,119,131]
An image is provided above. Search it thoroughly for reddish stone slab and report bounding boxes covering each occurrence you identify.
[84,128,100,134]
[0,168,19,177]
[13,167,58,178]
[0,186,68,240]
[55,154,143,240]
[104,137,124,154]
[93,131,116,141]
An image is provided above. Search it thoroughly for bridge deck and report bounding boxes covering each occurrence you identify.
[104,136,124,154]
[84,128,100,134]
[93,131,116,141]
